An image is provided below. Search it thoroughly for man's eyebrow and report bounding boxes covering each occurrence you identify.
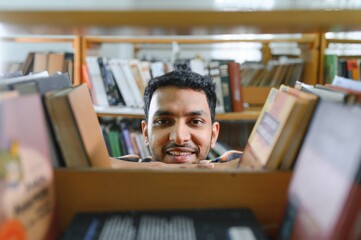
[153,110,173,117]
[188,110,208,117]
[153,110,208,117]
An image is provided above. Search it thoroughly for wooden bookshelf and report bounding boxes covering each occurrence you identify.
[0,36,82,85]
[83,34,317,123]
[2,7,361,238]
[319,34,361,84]
[82,34,319,85]
[54,168,292,238]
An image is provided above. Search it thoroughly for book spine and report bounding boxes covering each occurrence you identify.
[85,56,109,106]
[227,62,244,112]
[119,120,135,155]
[219,64,233,112]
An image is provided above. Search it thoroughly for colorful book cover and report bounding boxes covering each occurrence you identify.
[0,94,56,239]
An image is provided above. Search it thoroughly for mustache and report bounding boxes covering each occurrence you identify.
[164,143,199,152]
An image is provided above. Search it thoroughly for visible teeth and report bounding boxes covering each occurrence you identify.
[169,151,191,156]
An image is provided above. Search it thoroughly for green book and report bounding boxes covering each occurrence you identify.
[324,54,338,84]
[108,130,122,157]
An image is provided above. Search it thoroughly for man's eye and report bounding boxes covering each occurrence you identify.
[190,119,204,125]
[154,119,170,125]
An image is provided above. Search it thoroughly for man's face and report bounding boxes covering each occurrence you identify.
[142,86,220,164]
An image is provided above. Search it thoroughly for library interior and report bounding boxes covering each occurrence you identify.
[1,1,361,239]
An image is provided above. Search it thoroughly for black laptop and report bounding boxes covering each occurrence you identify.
[61,208,268,240]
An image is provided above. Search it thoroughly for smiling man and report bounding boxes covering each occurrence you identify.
[142,70,219,164]
[111,70,241,169]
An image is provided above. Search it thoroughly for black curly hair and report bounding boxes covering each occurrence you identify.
[143,70,217,122]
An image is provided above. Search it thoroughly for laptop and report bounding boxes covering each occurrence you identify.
[61,208,268,240]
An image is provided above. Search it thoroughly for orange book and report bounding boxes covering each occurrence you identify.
[346,59,359,80]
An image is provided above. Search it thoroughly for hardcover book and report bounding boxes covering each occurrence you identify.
[278,85,319,170]
[228,61,244,112]
[242,87,311,170]
[45,84,111,168]
[11,73,71,167]
[0,94,56,240]
[280,101,361,240]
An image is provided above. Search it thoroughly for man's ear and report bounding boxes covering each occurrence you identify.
[211,121,220,148]
[141,120,149,145]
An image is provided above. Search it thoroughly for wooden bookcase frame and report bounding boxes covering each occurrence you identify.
[55,169,292,238]
[2,8,360,238]
[0,36,82,85]
[319,33,361,84]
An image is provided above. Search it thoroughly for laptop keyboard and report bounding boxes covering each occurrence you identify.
[62,209,268,240]
[98,215,196,240]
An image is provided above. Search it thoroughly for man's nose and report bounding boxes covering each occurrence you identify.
[169,123,190,144]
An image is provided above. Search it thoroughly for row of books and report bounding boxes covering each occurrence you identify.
[100,119,151,159]
[0,68,237,170]
[100,117,233,160]
[0,69,119,238]
[0,71,112,168]
[297,76,361,104]
[0,51,75,83]
[324,54,361,84]
[84,57,152,108]
[84,56,245,113]
[242,75,361,171]
[240,58,304,87]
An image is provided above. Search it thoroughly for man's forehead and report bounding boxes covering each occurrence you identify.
[149,87,210,117]
[151,87,207,101]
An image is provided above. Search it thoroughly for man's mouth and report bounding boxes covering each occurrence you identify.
[168,151,193,156]
[165,148,196,163]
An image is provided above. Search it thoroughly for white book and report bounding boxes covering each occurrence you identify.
[190,58,205,75]
[299,82,346,102]
[108,59,137,107]
[332,76,361,92]
[119,59,144,108]
[129,59,147,95]
[139,61,152,83]
[150,61,165,78]
[85,56,109,106]
[3,71,49,85]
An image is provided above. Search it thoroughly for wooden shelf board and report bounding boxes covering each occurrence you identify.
[1,10,361,34]
[0,37,76,43]
[83,34,318,45]
[326,38,361,46]
[216,108,261,121]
